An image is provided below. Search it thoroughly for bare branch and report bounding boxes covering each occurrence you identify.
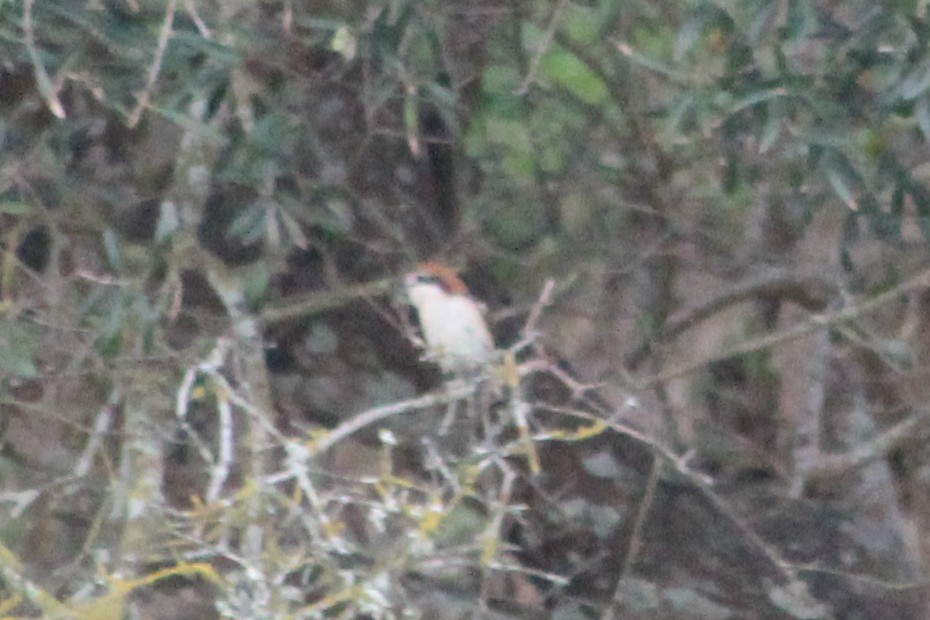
[259,277,395,325]
[311,383,477,457]
[626,266,838,369]
[802,411,926,486]
[127,0,177,128]
[522,278,555,341]
[514,0,570,95]
[637,266,930,389]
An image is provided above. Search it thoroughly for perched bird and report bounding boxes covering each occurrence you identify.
[403,262,496,378]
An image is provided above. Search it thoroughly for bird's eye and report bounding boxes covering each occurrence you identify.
[415,273,441,285]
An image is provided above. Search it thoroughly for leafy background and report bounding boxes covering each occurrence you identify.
[2,0,930,618]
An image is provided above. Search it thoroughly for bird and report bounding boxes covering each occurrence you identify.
[402,262,496,378]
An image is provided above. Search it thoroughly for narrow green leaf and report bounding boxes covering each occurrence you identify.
[154,201,179,244]
[404,88,418,153]
[97,329,123,360]
[667,94,697,132]
[909,183,930,241]
[840,214,857,271]
[759,100,783,153]
[825,172,855,210]
[103,228,122,272]
[729,86,786,114]
[243,263,271,311]
[784,0,817,41]
[0,349,37,378]
[484,117,532,151]
[746,0,778,43]
[32,59,65,119]
[616,41,685,81]
[563,4,599,45]
[891,184,904,220]
[676,10,708,59]
[899,59,930,100]
[0,323,38,378]
[774,44,789,75]
[0,201,32,216]
[227,205,266,244]
[822,151,860,210]
[540,47,607,105]
[916,93,930,141]
[277,207,309,250]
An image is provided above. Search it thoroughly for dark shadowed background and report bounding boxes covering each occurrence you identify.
[1,1,930,618]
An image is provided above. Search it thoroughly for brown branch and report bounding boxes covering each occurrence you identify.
[625,266,839,369]
[127,0,177,127]
[621,455,659,577]
[259,277,395,325]
[603,454,660,620]
[636,266,930,389]
[538,400,802,583]
[802,411,927,487]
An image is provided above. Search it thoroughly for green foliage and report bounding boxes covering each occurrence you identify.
[0,320,38,377]
[2,0,930,617]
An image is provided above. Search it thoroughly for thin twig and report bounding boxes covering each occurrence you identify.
[480,460,518,611]
[259,277,395,325]
[638,266,930,389]
[804,411,926,484]
[542,402,798,584]
[183,0,211,38]
[619,455,659,580]
[603,454,660,620]
[311,384,477,456]
[514,0,570,95]
[625,267,838,369]
[74,386,121,477]
[522,278,555,341]
[205,383,234,503]
[127,0,177,127]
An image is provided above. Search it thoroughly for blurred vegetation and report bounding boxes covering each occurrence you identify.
[2,0,930,617]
